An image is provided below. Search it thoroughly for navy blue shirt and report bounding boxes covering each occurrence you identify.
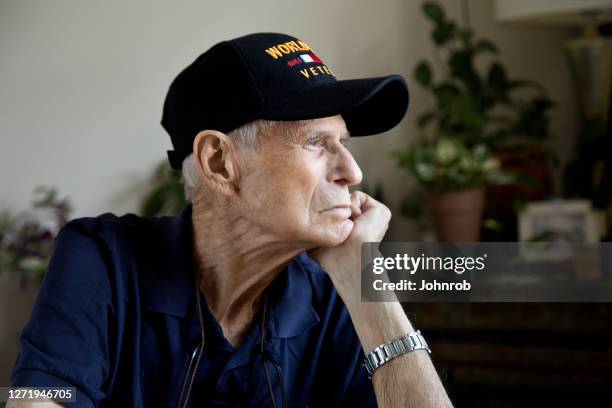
[11,203,377,407]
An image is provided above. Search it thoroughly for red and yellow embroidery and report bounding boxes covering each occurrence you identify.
[264,39,334,79]
[264,40,312,59]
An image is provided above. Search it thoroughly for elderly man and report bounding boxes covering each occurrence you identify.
[10,33,452,407]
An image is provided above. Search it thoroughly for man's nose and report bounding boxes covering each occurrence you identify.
[330,146,363,187]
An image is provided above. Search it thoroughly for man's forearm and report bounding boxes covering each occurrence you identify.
[323,250,453,408]
[310,192,453,407]
[341,298,453,408]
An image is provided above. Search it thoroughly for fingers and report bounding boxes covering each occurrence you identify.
[349,192,363,219]
[344,190,393,243]
[350,190,391,222]
[350,190,368,214]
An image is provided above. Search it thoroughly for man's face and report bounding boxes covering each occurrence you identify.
[237,115,363,247]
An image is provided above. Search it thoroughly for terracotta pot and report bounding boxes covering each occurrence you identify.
[425,188,485,242]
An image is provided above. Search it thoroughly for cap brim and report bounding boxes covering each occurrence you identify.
[262,75,409,136]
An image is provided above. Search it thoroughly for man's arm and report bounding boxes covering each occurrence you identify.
[9,220,113,407]
[310,191,453,408]
[343,297,452,407]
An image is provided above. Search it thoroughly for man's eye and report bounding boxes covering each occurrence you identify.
[305,137,325,148]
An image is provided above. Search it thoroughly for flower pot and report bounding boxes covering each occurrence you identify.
[425,188,485,242]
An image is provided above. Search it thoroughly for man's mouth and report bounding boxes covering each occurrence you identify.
[322,205,352,217]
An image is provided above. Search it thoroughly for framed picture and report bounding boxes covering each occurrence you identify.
[518,199,605,278]
[519,199,601,243]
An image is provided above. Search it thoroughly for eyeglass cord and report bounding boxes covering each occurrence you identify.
[260,291,287,408]
[176,272,287,408]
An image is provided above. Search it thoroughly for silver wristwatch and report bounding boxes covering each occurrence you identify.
[363,330,431,378]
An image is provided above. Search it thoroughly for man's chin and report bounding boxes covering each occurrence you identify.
[316,218,354,247]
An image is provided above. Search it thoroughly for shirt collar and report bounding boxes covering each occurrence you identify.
[140,202,320,339]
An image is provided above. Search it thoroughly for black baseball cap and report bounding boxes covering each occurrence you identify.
[161,32,409,169]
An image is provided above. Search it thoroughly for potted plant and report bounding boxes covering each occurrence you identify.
[394,138,509,241]
[0,186,72,385]
[0,186,72,285]
[395,1,555,241]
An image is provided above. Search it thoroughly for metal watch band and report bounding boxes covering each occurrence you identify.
[362,330,431,378]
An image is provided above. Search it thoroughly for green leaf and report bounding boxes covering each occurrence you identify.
[433,82,460,108]
[511,96,554,139]
[474,39,498,54]
[414,61,433,87]
[453,95,486,130]
[18,256,47,273]
[487,62,507,89]
[435,138,459,164]
[487,62,509,102]
[412,142,432,164]
[140,161,187,217]
[459,29,474,46]
[487,170,516,185]
[422,2,444,24]
[417,111,436,128]
[449,50,480,92]
[415,163,436,181]
[432,21,456,45]
[471,144,488,161]
[391,149,414,168]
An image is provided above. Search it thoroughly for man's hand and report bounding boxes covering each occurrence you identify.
[308,191,454,408]
[308,191,390,305]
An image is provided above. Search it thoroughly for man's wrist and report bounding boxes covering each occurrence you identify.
[342,300,414,352]
[363,330,432,378]
[316,245,417,351]
[320,244,384,306]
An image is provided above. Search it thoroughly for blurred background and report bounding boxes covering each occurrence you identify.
[1,0,611,406]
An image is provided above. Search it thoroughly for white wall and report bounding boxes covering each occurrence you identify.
[0,0,576,240]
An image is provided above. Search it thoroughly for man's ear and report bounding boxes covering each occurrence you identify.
[192,130,242,195]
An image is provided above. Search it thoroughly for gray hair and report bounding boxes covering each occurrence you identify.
[180,119,303,201]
